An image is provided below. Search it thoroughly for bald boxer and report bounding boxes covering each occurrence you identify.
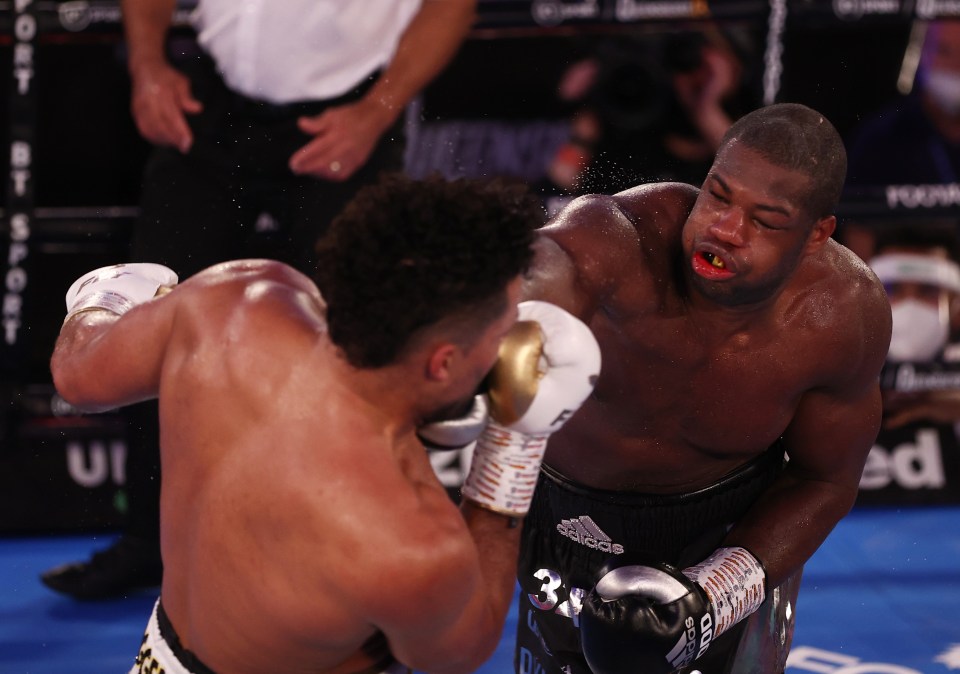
[50,174,602,674]
[513,103,892,674]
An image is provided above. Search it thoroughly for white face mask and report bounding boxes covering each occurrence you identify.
[888,298,950,362]
[924,69,960,116]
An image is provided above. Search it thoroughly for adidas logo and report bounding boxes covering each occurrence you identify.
[667,618,696,669]
[665,617,699,669]
[556,515,624,554]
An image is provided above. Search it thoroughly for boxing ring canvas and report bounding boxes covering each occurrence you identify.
[1,505,957,674]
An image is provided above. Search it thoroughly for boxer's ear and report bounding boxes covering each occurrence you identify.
[804,214,836,254]
[426,343,458,382]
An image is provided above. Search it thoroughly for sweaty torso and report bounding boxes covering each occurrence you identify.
[539,184,865,492]
[153,262,453,673]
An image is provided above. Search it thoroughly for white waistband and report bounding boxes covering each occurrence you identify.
[128,599,412,674]
[129,599,198,674]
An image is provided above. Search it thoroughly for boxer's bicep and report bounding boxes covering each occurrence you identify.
[524,195,631,322]
[378,561,492,673]
[725,341,886,586]
[783,380,882,493]
[522,235,587,315]
[363,540,490,671]
[355,499,516,673]
[783,303,889,491]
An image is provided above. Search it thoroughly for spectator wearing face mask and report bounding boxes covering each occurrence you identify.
[870,224,960,429]
[872,248,960,363]
[841,20,960,261]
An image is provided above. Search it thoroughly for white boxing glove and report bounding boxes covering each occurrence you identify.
[65,263,178,323]
[461,300,601,517]
[417,395,489,452]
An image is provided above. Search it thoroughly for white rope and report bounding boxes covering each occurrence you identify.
[762,0,788,106]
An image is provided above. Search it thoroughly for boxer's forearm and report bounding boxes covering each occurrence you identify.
[52,313,128,413]
[721,470,857,588]
[53,263,179,411]
[460,500,524,625]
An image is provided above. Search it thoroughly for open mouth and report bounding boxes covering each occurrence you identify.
[693,250,735,279]
[702,251,726,270]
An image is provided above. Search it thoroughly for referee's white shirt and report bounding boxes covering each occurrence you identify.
[192,0,423,104]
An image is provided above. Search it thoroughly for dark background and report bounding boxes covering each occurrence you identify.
[0,1,953,532]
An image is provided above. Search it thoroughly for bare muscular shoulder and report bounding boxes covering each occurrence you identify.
[181,258,324,327]
[160,260,476,669]
[793,240,891,387]
[527,183,697,320]
[166,259,326,389]
[157,256,331,495]
[611,181,699,235]
[180,258,475,576]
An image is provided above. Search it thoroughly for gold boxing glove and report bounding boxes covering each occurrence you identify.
[461,301,601,517]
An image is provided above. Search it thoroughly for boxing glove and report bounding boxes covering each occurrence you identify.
[417,395,489,452]
[580,547,766,674]
[65,263,178,323]
[461,300,601,517]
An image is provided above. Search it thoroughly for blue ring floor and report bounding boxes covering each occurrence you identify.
[2,505,958,673]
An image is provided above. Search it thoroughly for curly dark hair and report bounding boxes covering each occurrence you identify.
[721,102,847,220]
[315,173,542,368]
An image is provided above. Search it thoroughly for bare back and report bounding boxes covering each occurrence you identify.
[527,183,890,495]
[134,263,470,673]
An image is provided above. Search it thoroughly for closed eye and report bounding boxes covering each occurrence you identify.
[709,189,729,204]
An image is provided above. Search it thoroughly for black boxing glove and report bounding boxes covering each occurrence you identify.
[580,547,766,674]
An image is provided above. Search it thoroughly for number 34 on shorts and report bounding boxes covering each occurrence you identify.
[528,567,586,626]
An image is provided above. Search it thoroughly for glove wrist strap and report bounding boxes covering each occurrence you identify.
[65,290,137,323]
[460,420,548,517]
[682,546,766,637]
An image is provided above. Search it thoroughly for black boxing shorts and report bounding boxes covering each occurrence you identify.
[130,599,411,674]
[515,444,786,674]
